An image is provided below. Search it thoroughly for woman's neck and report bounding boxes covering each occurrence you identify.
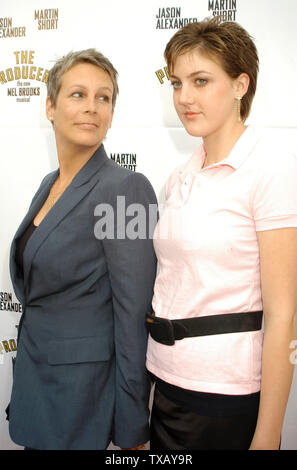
[202,122,247,168]
[56,142,99,182]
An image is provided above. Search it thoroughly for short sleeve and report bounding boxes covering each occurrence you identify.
[251,150,297,231]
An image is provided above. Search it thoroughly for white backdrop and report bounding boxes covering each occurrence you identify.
[0,0,296,450]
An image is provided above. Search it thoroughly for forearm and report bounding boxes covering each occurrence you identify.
[250,316,297,449]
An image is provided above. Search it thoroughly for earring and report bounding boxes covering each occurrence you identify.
[236,95,242,122]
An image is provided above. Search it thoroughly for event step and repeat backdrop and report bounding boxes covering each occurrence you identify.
[1,0,296,450]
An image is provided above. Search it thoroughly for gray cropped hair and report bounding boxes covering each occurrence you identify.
[46,48,119,108]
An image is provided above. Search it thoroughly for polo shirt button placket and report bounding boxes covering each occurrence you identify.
[181,176,193,202]
[195,175,204,188]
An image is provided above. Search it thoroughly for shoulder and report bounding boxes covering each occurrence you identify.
[40,170,57,186]
[27,169,57,208]
[249,129,297,223]
[250,127,297,173]
[103,158,145,184]
[101,159,157,202]
[32,169,57,196]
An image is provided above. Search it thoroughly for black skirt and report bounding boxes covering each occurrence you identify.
[150,379,260,450]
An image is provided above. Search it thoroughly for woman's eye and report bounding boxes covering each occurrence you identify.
[170,81,182,89]
[196,78,207,86]
[99,95,110,102]
[72,92,82,98]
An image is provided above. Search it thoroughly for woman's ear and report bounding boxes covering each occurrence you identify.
[46,96,54,122]
[235,73,250,98]
[109,108,114,129]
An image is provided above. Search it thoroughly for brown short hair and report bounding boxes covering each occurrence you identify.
[47,48,119,108]
[164,17,259,121]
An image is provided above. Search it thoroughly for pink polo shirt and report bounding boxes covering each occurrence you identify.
[146,126,297,395]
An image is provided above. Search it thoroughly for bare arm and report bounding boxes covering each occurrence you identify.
[250,227,297,449]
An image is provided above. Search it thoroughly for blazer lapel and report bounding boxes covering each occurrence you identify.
[22,145,109,291]
[10,170,59,305]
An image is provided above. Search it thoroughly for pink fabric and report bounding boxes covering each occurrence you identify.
[146,126,297,395]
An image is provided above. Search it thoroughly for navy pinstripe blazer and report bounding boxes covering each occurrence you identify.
[8,144,157,449]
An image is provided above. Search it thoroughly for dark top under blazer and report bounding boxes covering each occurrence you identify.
[8,145,157,450]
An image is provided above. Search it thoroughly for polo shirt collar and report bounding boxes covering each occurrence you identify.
[179,125,260,183]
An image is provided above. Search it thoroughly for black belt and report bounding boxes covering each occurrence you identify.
[146,310,263,346]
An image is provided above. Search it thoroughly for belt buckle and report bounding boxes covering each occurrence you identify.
[146,313,175,346]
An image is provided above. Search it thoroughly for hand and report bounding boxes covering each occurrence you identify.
[121,444,146,450]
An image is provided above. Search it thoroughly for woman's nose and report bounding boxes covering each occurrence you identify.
[178,84,195,106]
[84,96,97,113]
